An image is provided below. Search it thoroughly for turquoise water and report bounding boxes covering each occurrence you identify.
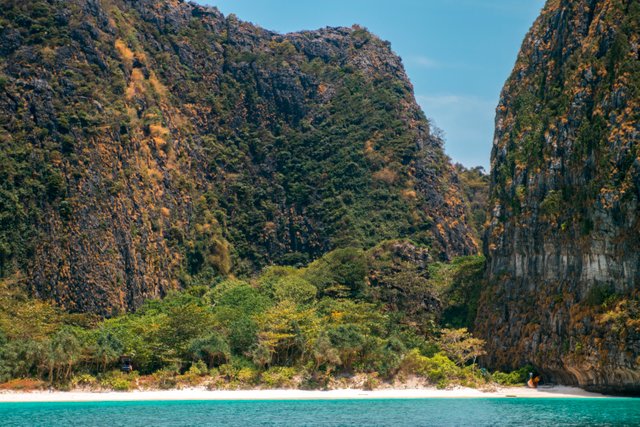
[1,398,639,426]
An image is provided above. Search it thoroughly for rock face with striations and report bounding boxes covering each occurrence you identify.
[0,0,476,315]
[477,0,640,394]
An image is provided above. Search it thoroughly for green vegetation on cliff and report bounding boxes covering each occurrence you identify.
[0,243,505,390]
[0,0,476,314]
[0,0,501,393]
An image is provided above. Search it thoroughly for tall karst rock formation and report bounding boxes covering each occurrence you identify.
[478,0,639,394]
[0,0,476,315]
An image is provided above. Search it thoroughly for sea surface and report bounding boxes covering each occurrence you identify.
[1,398,639,426]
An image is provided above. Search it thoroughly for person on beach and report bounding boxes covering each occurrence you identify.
[527,372,540,388]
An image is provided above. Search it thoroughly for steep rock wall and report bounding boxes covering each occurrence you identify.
[478,0,640,394]
[0,0,476,314]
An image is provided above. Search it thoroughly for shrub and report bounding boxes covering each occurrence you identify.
[400,349,462,388]
[299,370,331,390]
[71,374,97,389]
[458,365,487,388]
[260,367,297,388]
[219,363,235,380]
[492,365,534,386]
[151,369,178,390]
[188,333,230,368]
[585,285,615,307]
[362,373,380,390]
[178,361,209,386]
[237,367,259,386]
[206,375,227,390]
[272,276,317,305]
[100,370,138,391]
[191,360,208,376]
[423,353,461,388]
[214,358,260,388]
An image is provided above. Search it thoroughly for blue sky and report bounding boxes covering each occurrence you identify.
[197,0,545,169]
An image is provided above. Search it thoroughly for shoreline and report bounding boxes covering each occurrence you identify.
[0,386,608,403]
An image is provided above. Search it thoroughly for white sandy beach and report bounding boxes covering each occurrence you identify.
[0,386,606,402]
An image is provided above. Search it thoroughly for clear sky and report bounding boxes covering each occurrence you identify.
[196,0,545,169]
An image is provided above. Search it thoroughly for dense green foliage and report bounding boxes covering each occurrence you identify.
[429,255,486,329]
[491,365,535,386]
[0,245,523,390]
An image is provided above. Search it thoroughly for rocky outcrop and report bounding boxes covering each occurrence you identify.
[477,0,640,394]
[0,0,476,314]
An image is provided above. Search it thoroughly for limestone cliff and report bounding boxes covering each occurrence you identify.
[0,0,476,314]
[478,0,640,394]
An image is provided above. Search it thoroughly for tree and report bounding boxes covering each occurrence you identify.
[255,301,317,366]
[0,338,44,381]
[159,302,214,358]
[326,324,365,371]
[303,248,367,297]
[188,333,230,368]
[212,280,271,354]
[437,328,486,367]
[249,342,272,368]
[99,315,159,374]
[213,280,271,315]
[46,327,84,382]
[93,329,124,372]
[312,331,341,372]
[272,276,316,305]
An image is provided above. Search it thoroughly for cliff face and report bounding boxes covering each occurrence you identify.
[478,0,640,394]
[0,0,476,315]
